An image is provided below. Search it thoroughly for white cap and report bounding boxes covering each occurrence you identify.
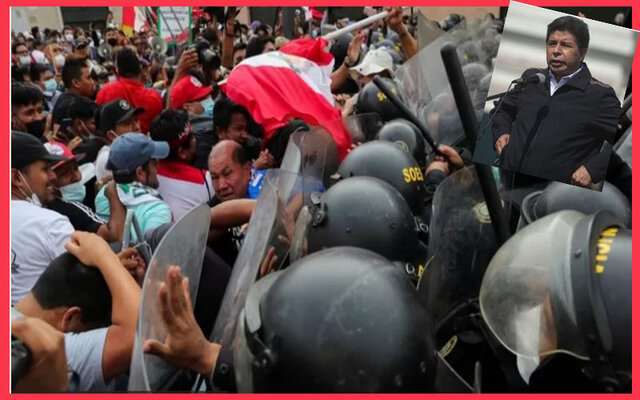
[349,48,394,81]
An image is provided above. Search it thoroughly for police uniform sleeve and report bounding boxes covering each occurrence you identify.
[209,346,237,392]
[581,87,620,183]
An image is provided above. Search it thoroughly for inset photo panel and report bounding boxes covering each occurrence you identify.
[473,1,637,190]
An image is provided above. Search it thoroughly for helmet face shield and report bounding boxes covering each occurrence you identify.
[480,210,588,361]
[233,271,283,393]
[233,311,254,393]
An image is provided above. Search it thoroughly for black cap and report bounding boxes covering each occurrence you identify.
[11,131,67,169]
[98,99,144,133]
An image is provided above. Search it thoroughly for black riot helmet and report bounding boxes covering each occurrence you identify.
[307,176,428,280]
[233,247,437,392]
[329,33,354,71]
[480,210,631,392]
[520,181,631,229]
[354,77,404,122]
[376,118,428,170]
[334,140,427,216]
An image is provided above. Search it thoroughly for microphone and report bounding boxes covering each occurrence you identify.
[512,72,546,87]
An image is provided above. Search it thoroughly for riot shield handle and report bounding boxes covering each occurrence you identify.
[122,210,152,265]
[372,76,442,156]
[439,43,510,245]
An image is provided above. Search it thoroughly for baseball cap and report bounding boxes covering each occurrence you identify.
[108,133,169,175]
[170,76,212,110]
[73,37,89,49]
[98,99,144,133]
[43,141,85,170]
[349,48,394,81]
[12,131,67,169]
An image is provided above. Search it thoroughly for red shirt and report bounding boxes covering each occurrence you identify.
[96,78,163,134]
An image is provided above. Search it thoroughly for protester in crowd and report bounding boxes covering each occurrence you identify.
[206,140,253,265]
[13,231,141,391]
[11,82,46,140]
[93,99,144,184]
[95,133,172,234]
[213,96,264,162]
[44,141,125,243]
[104,26,119,47]
[150,109,214,220]
[11,131,73,305]
[51,56,96,134]
[245,35,276,58]
[29,63,62,111]
[61,96,102,161]
[96,47,163,134]
[13,42,32,66]
[169,75,214,117]
[232,42,247,68]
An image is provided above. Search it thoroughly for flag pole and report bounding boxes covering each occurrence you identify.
[322,7,410,41]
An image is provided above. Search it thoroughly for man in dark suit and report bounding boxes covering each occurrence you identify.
[492,16,621,187]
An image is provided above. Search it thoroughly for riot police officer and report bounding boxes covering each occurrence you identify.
[480,210,631,392]
[142,248,438,393]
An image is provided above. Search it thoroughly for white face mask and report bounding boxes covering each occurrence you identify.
[19,55,32,65]
[65,33,74,42]
[108,74,117,82]
[18,171,42,207]
[55,53,66,68]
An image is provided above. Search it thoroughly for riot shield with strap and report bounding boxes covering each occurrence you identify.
[340,113,384,144]
[417,166,500,327]
[127,204,211,391]
[209,126,340,359]
[418,167,529,392]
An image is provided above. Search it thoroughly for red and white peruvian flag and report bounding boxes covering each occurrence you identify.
[222,38,352,160]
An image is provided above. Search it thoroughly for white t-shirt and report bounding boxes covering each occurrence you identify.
[65,328,116,391]
[11,200,74,305]
[95,146,111,182]
[11,308,115,392]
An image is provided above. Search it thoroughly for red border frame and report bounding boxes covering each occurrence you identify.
[3,1,638,398]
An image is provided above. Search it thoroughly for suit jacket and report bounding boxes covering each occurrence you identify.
[492,64,620,184]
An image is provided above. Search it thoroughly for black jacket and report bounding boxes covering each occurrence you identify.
[492,64,620,184]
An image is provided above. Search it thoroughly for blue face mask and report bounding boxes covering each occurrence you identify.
[60,181,86,202]
[44,78,57,93]
[201,97,215,118]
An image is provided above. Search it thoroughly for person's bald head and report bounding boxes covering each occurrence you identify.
[208,140,251,202]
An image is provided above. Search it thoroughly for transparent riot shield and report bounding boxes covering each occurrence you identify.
[321,113,383,145]
[417,166,501,327]
[209,127,340,354]
[128,204,211,391]
[417,11,444,51]
[396,17,500,150]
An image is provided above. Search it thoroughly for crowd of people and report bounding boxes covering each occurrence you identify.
[10,6,631,393]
